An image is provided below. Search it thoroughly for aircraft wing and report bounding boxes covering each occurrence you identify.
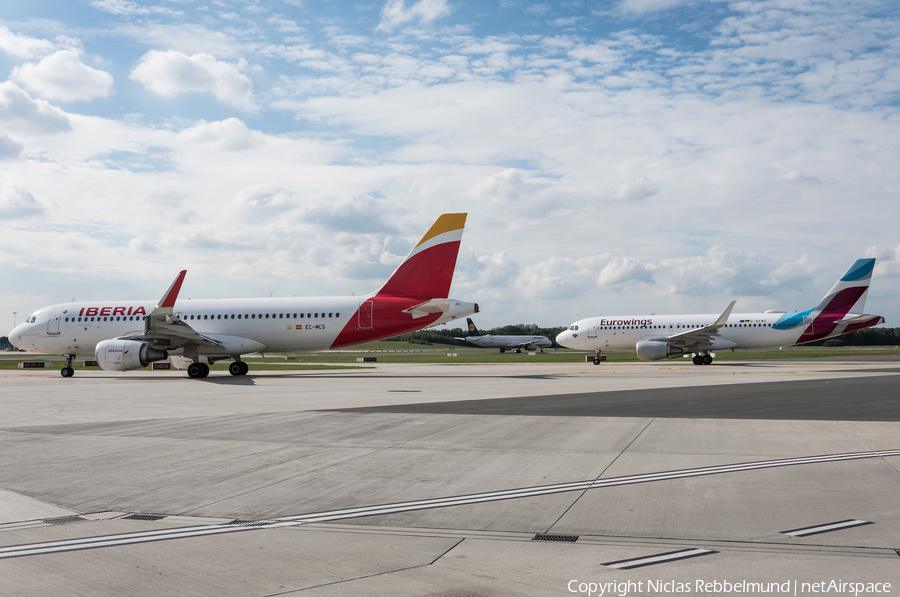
[665,300,736,348]
[120,270,223,350]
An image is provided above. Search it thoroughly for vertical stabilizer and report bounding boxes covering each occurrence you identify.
[377,214,466,299]
[796,258,876,343]
[813,258,874,317]
[466,318,482,337]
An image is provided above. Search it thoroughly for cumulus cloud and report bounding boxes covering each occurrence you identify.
[0,82,72,134]
[130,50,256,111]
[89,0,183,17]
[0,135,24,160]
[11,50,114,102]
[516,255,607,300]
[179,118,264,151]
[0,185,44,219]
[232,184,298,222]
[0,27,57,60]
[304,196,401,235]
[618,0,694,15]
[469,169,550,202]
[129,236,161,253]
[597,257,655,287]
[606,176,659,201]
[376,0,453,31]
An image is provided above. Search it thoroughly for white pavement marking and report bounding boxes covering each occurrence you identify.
[603,548,717,569]
[2,449,897,559]
[782,519,874,537]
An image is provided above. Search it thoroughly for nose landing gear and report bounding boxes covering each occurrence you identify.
[60,354,75,378]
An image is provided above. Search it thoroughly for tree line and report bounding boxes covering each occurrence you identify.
[387,326,900,349]
[385,324,570,347]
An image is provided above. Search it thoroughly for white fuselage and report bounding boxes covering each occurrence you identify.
[464,335,552,350]
[557,311,830,352]
[9,296,369,356]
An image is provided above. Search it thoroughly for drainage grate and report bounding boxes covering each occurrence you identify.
[230,520,270,527]
[533,533,578,542]
[123,514,167,521]
[43,516,86,525]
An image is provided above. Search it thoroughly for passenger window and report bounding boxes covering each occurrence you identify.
[265,314,269,319]
[329,313,332,318]
[279,314,283,319]
[300,314,304,318]
[252,314,256,319]
[335,313,340,318]
[314,313,318,318]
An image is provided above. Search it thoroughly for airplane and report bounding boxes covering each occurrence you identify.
[454,318,552,353]
[8,214,478,378]
[556,258,885,365]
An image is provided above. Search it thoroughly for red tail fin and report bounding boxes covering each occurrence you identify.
[377,213,466,299]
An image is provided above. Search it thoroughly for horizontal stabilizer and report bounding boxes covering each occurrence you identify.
[403,298,453,319]
[835,314,884,325]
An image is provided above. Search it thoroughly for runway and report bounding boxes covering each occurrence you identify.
[0,359,899,595]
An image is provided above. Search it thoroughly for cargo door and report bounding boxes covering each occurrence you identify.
[358,300,374,330]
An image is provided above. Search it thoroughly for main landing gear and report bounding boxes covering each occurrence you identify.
[60,354,75,378]
[187,362,210,379]
[692,353,713,366]
[229,361,249,376]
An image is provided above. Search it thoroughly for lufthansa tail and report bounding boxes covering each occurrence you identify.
[466,318,482,337]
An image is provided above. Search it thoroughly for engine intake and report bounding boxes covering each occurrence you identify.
[95,339,168,372]
[635,340,685,361]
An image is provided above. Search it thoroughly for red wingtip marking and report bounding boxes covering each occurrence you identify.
[160,270,187,308]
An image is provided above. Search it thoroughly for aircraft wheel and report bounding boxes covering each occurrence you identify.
[241,362,249,375]
[516,349,521,353]
[199,363,210,378]
[500,348,505,353]
[703,354,713,365]
[60,366,74,378]
[692,355,703,366]
[593,357,600,365]
[229,361,243,376]
[187,363,203,379]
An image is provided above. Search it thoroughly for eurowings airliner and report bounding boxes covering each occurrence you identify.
[9,214,478,378]
[556,258,884,365]
[454,318,552,353]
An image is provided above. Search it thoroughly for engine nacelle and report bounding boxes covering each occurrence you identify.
[635,340,685,361]
[95,339,168,372]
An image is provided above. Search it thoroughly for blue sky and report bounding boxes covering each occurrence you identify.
[1,0,899,330]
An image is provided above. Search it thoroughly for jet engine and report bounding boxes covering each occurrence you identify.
[95,339,168,372]
[635,340,685,361]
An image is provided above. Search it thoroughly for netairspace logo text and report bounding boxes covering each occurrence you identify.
[567,579,893,596]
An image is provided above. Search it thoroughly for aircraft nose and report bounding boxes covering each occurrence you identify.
[556,330,572,347]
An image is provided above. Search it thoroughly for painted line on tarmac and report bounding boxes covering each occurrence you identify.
[603,548,717,569]
[2,449,898,559]
[782,519,873,537]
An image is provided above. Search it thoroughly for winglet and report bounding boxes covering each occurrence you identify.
[714,300,736,327]
[159,270,187,309]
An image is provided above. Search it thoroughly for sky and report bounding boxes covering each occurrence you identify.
[1,0,899,332]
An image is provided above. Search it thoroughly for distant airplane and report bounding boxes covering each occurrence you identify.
[455,318,552,353]
[9,214,478,378]
[557,258,884,365]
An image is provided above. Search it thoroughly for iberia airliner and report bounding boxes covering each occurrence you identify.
[9,214,478,378]
[556,258,884,365]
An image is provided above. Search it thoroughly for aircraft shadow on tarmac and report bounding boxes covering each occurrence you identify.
[332,374,900,422]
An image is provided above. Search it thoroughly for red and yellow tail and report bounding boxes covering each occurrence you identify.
[377,213,466,299]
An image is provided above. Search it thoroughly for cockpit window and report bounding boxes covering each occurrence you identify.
[569,325,578,331]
